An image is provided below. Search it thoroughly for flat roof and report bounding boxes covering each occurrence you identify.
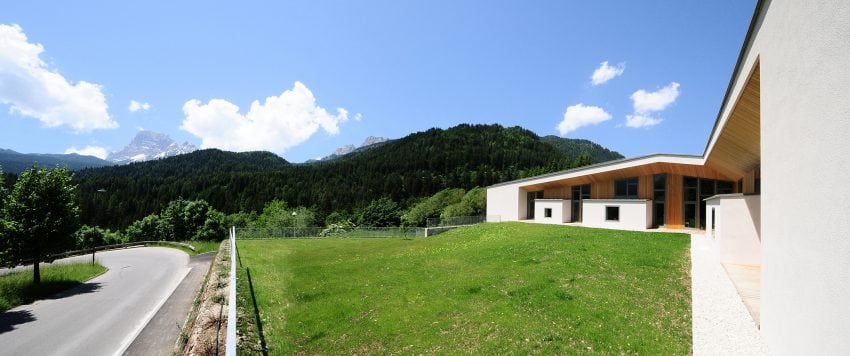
[489,153,702,188]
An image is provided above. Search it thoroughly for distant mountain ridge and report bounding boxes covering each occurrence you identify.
[315,135,390,162]
[0,148,112,174]
[107,130,197,163]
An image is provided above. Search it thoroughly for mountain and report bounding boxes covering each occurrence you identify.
[107,130,197,163]
[0,148,112,174]
[317,136,391,161]
[540,135,624,162]
[75,124,622,228]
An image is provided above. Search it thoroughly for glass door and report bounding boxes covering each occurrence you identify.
[571,184,591,222]
[683,177,698,228]
[653,174,666,227]
[527,191,543,219]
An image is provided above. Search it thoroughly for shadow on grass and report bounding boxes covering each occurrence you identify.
[246,267,268,356]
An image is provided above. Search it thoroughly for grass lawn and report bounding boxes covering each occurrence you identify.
[236,222,691,354]
[0,263,107,311]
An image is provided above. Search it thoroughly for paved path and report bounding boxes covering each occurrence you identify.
[0,247,190,356]
[690,234,770,355]
[124,252,215,355]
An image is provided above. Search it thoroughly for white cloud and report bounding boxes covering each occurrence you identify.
[591,61,625,85]
[180,81,350,154]
[0,24,116,132]
[128,100,151,112]
[625,114,663,128]
[64,145,108,159]
[623,82,680,129]
[557,103,612,136]
[630,82,680,113]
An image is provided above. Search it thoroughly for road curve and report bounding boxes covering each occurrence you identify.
[0,247,190,356]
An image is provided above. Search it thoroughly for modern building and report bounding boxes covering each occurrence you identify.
[486,1,850,354]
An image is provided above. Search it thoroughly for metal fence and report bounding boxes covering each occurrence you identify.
[235,226,426,239]
[426,215,499,228]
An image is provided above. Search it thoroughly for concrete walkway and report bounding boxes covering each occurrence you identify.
[691,233,770,355]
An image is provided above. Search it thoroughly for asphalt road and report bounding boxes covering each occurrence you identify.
[0,247,191,356]
[124,252,215,356]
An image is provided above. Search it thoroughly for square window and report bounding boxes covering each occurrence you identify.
[606,206,620,221]
[544,208,552,218]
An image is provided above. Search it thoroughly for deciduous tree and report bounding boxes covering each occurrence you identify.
[1,166,80,284]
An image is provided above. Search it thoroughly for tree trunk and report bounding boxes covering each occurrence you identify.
[33,255,41,285]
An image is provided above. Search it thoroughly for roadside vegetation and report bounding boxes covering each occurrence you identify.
[236,223,692,354]
[179,240,229,355]
[0,262,106,311]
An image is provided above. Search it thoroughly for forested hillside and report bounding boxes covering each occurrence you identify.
[74,124,624,228]
[540,135,623,162]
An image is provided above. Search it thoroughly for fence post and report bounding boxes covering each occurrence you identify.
[226,226,237,355]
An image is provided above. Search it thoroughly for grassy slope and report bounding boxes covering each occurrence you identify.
[237,223,692,354]
[0,263,107,311]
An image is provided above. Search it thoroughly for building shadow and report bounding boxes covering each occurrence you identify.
[0,310,36,334]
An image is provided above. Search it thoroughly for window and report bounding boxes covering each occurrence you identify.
[606,206,620,221]
[614,177,639,199]
[544,208,552,218]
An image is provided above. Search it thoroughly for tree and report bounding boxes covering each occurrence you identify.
[357,197,401,227]
[400,188,465,226]
[441,187,486,219]
[125,214,167,242]
[1,166,80,284]
[253,200,316,228]
[571,152,593,168]
[75,225,106,249]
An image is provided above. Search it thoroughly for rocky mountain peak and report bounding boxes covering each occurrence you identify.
[108,130,197,163]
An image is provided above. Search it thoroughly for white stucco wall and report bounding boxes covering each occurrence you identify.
[705,194,761,265]
[533,199,570,224]
[486,184,521,222]
[751,1,850,354]
[581,199,651,231]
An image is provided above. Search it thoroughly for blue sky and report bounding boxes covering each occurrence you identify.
[0,1,755,163]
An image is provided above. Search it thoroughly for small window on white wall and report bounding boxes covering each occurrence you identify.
[606,206,620,221]
[544,208,552,218]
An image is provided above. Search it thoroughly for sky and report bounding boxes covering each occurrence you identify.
[0,1,756,163]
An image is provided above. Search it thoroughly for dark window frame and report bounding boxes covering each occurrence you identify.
[605,206,620,221]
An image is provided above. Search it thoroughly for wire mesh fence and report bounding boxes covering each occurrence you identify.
[235,226,426,239]
[426,215,499,228]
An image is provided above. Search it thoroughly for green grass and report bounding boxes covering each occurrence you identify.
[146,240,222,255]
[236,222,692,354]
[180,240,222,255]
[0,263,107,311]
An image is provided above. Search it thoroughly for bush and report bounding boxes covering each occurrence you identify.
[125,214,167,242]
[400,188,465,227]
[357,197,401,227]
[440,187,486,219]
[320,220,356,237]
[253,200,316,228]
[193,210,226,241]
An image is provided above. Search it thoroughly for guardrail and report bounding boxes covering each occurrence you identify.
[10,240,197,267]
[225,227,237,355]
